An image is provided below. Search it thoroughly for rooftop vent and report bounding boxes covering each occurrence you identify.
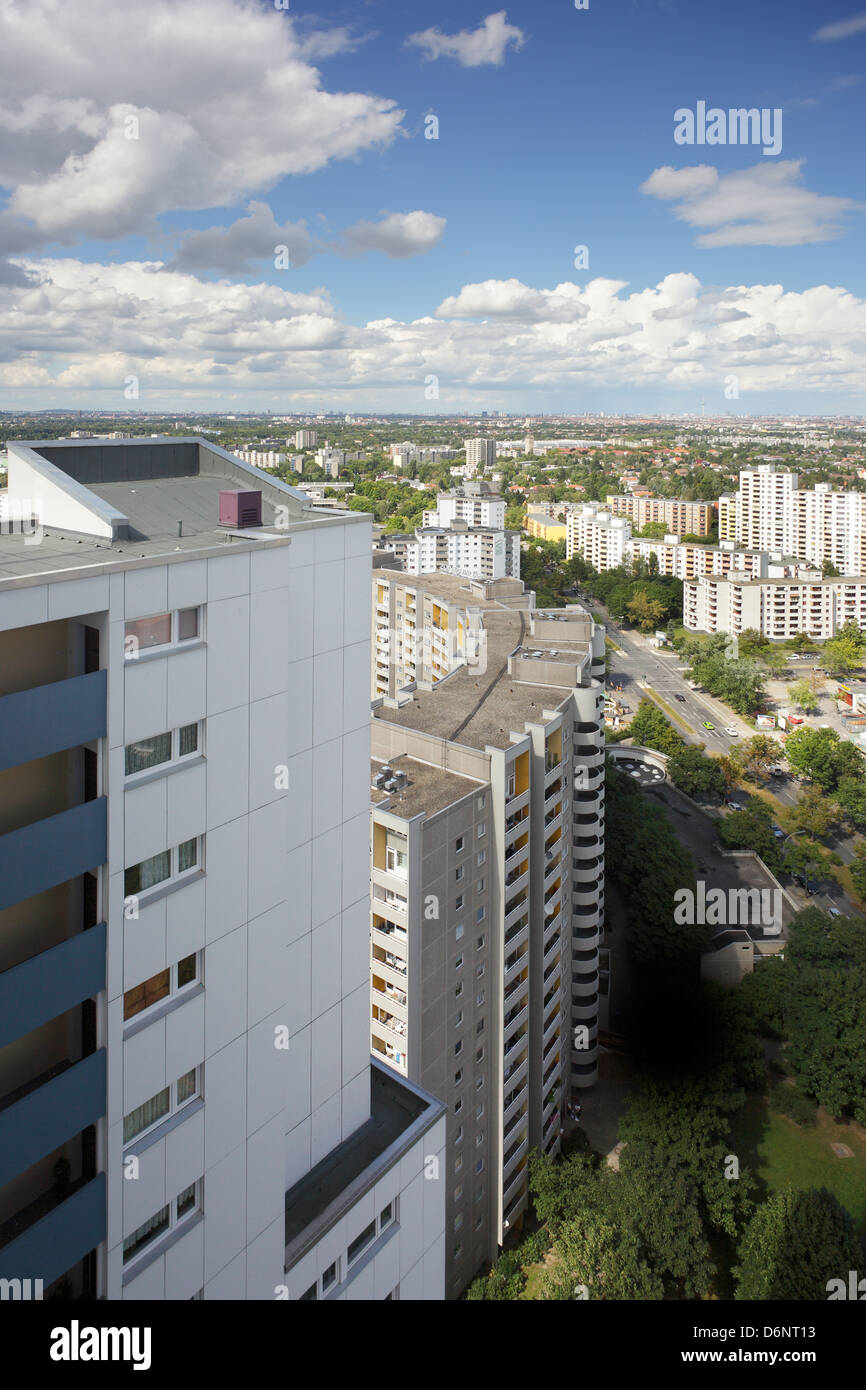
[220,489,262,529]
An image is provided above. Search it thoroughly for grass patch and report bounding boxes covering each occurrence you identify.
[731,1096,866,1235]
[641,687,694,737]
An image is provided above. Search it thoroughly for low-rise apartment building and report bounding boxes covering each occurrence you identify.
[606,495,714,536]
[374,524,521,584]
[368,583,607,1296]
[684,567,866,640]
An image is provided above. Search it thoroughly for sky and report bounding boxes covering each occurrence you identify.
[0,0,865,415]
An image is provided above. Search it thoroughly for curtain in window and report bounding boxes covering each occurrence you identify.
[125,850,171,897]
[123,1204,169,1262]
[176,1069,197,1104]
[177,839,197,873]
[125,732,172,776]
[178,723,198,757]
[123,1087,170,1143]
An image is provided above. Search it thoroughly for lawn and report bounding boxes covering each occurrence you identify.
[732,1095,866,1234]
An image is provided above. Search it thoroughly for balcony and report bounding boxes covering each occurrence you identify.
[0,1173,105,1284]
[502,1163,528,1216]
[0,799,107,913]
[503,1003,528,1041]
[0,671,106,775]
[0,1049,106,1188]
[503,1133,529,1179]
[0,922,106,1050]
[503,1053,529,1096]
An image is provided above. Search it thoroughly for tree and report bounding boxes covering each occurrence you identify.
[788,678,819,714]
[851,843,866,899]
[689,652,766,716]
[717,751,743,803]
[737,628,770,660]
[628,699,685,756]
[784,786,835,839]
[626,591,665,632]
[823,622,865,676]
[734,1189,863,1300]
[719,800,782,872]
[784,726,841,790]
[761,647,790,679]
[739,734,780,784]
[667,745,725,800]
[541,1217,665,1300]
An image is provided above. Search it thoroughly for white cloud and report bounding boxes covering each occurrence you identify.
[640,161,862,246]
[343,211,446,258]
[405,11,525,67]
[0,0,403,243]
[813,12,866,40]
[170,205,445,273]
[2,262,866,406]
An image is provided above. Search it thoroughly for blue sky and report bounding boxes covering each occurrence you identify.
[0,0,865,413]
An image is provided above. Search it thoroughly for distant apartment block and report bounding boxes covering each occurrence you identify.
[369,581,607,1296]
[371,571,502,700]
[374,524,520,584]
[234,449,285,470]
[721,466,866,574]
[0,436,445,1301]
[684,566,866,641]
[293,430,318,449]
[605,495,713,537]
[630,536,769,582]
[464,439,497,470]
[526,510,567,543]
[565,506,631,572]
[423,483,505,532]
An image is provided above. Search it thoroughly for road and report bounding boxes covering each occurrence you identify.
[576,596,863,921]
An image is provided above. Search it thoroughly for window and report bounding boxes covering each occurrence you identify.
[455,924,464,942]
[474,1184,485,1204]
[476,963,485,979]
[123,1067,200,1143]
[453,1243,463,1260]
[476,1017,485,1037]
[124,953,199,1022]
[347,1219,376,1266]
[476,989,485,1007]
[474,1213,484,1231]
[477,822,486,839]
[475,1101,485,1120]
[454,1155,463,1174]
[476,935,486,952]
[386,845,407,874]
[454,1097,463,1114]
[454,1125,463,1145]
[123,1178,202,1265]
[454,1011,463,1028]
[454,1214,463,1233]
[454,1183,463,1202]
[455,865,464,883]
[322,1261,338,1293]
[476,906,486,923]
[477,878,485,895]
[125,723,201,778]
[454,1040,463,1056]
[124,837,202,900]
[475,1132,484,1148]
[455,895,464,911]
[506,773,516,798]
[475,1077,484,1092]
[477,794,486,810]
[454,1068,463,1086]
[454,982,463,999]
[455,837,464,853]
[124,608,201,658]
[477,849,486,867]
[379,1202,394,1230]
[455,954,463,971]
[475,1158,484,1175]
[475,1045,484,1062]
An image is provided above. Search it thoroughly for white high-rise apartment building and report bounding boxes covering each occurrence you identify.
[423,486,506,531]
[370,586,607,1297]
[294,430,318,449]
[375,526,520,583]
[727,467,866,574]
[0,436,445,1302]
[464,439,497,470]
[566,506,631,572]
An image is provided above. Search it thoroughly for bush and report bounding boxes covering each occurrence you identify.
[768,1081,817,1128]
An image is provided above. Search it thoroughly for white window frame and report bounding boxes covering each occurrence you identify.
[125,721,203,780]
[124,836,203,906]
[123,1065,202,1146]
[124,607,203,659]
[123,1177,203,1266]
[123,952,201,1025]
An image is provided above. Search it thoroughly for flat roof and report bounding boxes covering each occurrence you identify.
[371,754,482,819]
[0,436,369,583]
[284,1062,443,1268]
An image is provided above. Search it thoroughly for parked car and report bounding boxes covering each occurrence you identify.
[772,826,784,838]
[788,715,804,726]
[770,765,785,777]
[728,801,745,812]
[828,907,842,918]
